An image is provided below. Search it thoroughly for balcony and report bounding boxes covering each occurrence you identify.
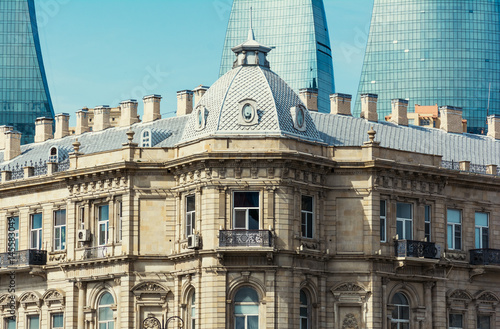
[219,230,273,247]
[0,249,47,267]
[83,246,109,259]
[395,240,440,259]
[470,249,500,266]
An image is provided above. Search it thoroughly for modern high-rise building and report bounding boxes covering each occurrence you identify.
[219,0,335,113]
[355,0,500,134]
[0,0,55,144]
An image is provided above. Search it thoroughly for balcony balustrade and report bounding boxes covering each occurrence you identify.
[0,249,47,267]
[470,249,500,266]
[83,246,109,259]
[395,239,439,259]
[219,230,273,247]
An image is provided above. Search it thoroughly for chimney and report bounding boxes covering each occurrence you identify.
[5,131,22,161]
[193,85,209,107]
[176,90,193,116]
[143,95,162,123]
[35,117,54,142]
[76,109,89,135]
[330,93,352,115]
[440,106,463,133]
[93,106,111,132]
[299,88,319,112]
[119,99,138,127]
[360,93,378,122]
[54,113,70,139]
[391,99,409,126]
[0,126,13,150]
[487,114,500,139]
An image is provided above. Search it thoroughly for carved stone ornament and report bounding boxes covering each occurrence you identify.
[334,283,364,292]
[20,292,41,308]
[43,289,65,307]
[477,292,499,303]
[449,290,472,301]
[342,313,359,329]
[132,282,169,302]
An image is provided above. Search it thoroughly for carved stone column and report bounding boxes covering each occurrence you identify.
[76,281,87,329]
[424,282,435,329]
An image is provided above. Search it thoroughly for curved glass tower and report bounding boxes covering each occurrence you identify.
[0,0,54,144]
[220,0,335,113]
[355,0,500,134]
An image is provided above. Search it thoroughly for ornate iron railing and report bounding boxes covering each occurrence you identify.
[395,239,439,259]
[470,248,500,266]
[56,158,70,172]
[441,160,460,170]
[0,249,47,267]
[219,230,273,247]
[83,246,109,259]
[11,169,24,180]
[441,160,495,175]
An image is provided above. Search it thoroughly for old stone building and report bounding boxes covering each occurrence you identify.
[0,31,500,329]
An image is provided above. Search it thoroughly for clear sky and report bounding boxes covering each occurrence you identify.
[36,0,374,125]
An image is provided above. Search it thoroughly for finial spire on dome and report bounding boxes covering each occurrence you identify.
[231,7,272,69]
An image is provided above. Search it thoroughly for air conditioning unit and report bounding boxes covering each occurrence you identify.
[187,234,200,249]
[77,229,91,242]
[435,245,442,259]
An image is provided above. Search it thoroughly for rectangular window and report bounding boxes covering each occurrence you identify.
[53,210,66,251]
[477,315,490,329]
[52,313,64,329]
[186,195,195,237]
[28,315,39,329]
[116,201,123,242]
[30,213,43,250]
[301,196,313,239]
[380,200,386,242]
[233,192,259,230]
[475,212,489,249]
[447,209,462,250]
[98,205,109,246]
[79,206,85,230]
[396,203,413,240]
[5,318,15,329]
[425,205,431,242]
[8,216,19,251]
[449,313,463,329]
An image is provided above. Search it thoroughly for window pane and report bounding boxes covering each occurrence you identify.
[54,210,66,225]
[449,313,463,327]
[397,203,412,219]
[380,200,386,217]
[234,192,259,207]
[186,195,195,212]
[475,228,481,248]
[447,225,453,248]
[53,313,64,328]
[99,223,107,245]
[447,209,461,223]
[475,212,488,227]
[483,228,489,249]
[235,210,246,229]
[455,225,461,250]
[29,315,39,329]
[99,205,109,221]
[99,307,113,320]
[99,292,114,305]
[248,209,259,229]
[397,221,403,239]
[235,317,245,329]
[405,221,412,240]
[380,217,386,241]
[302,196,313,212]
[7,319,16,329]
[235,287,259,303]
[235,304,259,314]
[248,316,259,329]
[32,213,42,228]
[478,315,490,329]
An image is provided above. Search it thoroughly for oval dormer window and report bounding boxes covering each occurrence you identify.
[195,106,207,131]
[291,104,307,132]
[49,147,58,163]
[242,104,254,122]
[297,106,305,128]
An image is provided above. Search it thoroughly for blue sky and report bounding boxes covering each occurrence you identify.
[36,0,373,125]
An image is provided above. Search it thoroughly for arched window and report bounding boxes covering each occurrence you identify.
[234,287,259,329]
[300,290,311,329]
[141,129,151,147]
[189,291,196,329]
[98,292,114,329]
[49,147,58,162]
[391,293,410,329]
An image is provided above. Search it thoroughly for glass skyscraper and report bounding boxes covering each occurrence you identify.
[0,0,54,144]
[220,0,335,113]
[356,0,500,134]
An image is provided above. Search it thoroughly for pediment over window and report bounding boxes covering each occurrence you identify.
[447,289,473,309]
[43,289,65,307]
[131,282,170,301]
[331,282,370,304]
[19,291,42,308]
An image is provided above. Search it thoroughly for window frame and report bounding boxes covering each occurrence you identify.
[424,205,431,242]
[5,318,16,329]
[51,313,64,329]
[189,291,196,329]
[232,191,260,230]
[97,292,115,329]
[477,314,491,329]
[396,202,413,240]
[301,195,314,239]
[380,200,387,242]
[300,290,311,329]
[447,209,462,250]
[449,312,463,329]
[30,213,43,250]
[233,286,259,329]
[116,201,123,242]
[391,292,410,329]
[49,147,58,163]
[475,212,489,249]
[27,315,39,329]
[141,129,151,147]
[186,195,195,237]
[53,209,66,251]
[97,204,110,246]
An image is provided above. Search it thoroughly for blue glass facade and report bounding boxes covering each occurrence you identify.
[0,0,54,144]
[356,0,500,134]
[220,0,335,113]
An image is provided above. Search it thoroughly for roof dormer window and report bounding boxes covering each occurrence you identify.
[194,106,207,131]
[291,104,307,132]
[49,147,58,162]
[238,99,258,126]
[141,129,151,147]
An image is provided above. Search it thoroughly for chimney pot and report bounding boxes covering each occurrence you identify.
[360,93,378,122]
[5,130,22,160]
[330,93,352,115]
[391,99,409,126]
[35,117,54,142]
[176,90,194,116]
[75,109,89,135]
[299,88,319,112]
[119,99,139,127]
[439,106,463,133]
[143,95,162,122]
[54,113,70,139]
[93,106,111,132]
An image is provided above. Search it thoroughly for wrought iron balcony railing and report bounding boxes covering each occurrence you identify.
[470,248,500,266]
[83,246,109,259]
[219,230,273,247]
[0,249,47,267]
[395,240,439,259]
